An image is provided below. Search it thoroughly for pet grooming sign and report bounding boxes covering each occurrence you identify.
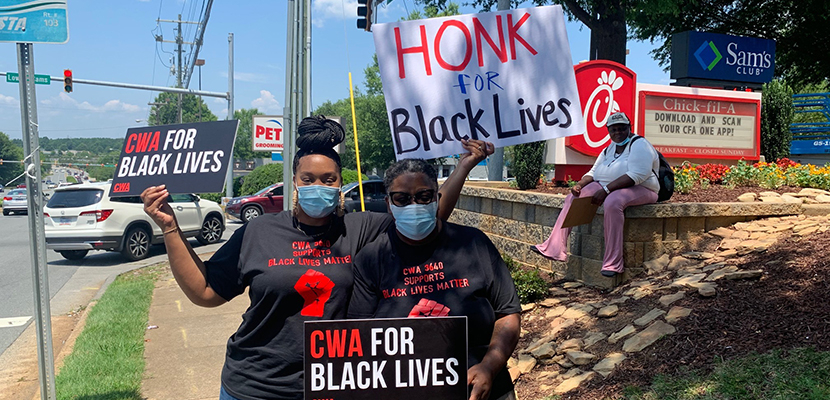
[373,5,585,160]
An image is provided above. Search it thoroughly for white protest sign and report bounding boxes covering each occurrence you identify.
[373,5,585,160]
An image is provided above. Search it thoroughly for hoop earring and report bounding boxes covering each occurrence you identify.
[292,188,299,217]
[337,192,345,217]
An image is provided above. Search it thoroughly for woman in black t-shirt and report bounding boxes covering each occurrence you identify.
[349,159,522,400]
[140,116,494,400]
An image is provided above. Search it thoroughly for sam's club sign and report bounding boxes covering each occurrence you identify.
[671,31,775,84]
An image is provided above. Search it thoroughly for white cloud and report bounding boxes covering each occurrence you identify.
[251,90,281,113]
[0,93,18,105]
[41,93,143,113]
[313,0,357,24]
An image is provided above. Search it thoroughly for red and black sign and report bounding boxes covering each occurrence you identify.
[109,120,239,197]
[304,317,467,400]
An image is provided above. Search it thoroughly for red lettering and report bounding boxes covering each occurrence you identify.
[474,16,507,66]
[125,133,137,154]
[310,330,324,358]
[256,125,265,138]
[135,132,154,152]
[507,13,537,60]
[147,131,160,152]
[434,20,472,71]
[347,328,363,357]
[113,182,130,193]
[395,25,431,79]
[326,329,348,358]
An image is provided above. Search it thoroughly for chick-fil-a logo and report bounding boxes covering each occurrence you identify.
[566,60,637,157]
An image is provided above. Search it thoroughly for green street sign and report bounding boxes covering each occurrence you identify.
[6,73,51,85]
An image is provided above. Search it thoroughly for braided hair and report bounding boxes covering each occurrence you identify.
[293,115,345,173]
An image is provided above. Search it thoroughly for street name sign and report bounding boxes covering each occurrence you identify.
[5,72,50,84]
[0,0,69,44]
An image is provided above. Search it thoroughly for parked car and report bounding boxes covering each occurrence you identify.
[44,182,225,261]
[226,183,284,222]
[342,179,387,213]
[2,189,28,215]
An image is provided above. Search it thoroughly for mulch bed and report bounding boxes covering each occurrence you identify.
[528,182,804,203]
[514,222,830,399]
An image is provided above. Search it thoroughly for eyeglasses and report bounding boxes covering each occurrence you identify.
[388,190,437,207]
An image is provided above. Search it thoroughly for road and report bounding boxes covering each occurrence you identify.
[0,213,243,354]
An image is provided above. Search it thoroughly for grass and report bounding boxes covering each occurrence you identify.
[55,267,160,400]
[66,176,77,183]
[625,348,830,400]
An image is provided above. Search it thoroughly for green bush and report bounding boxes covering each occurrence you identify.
[503,254,549,304]
[240,163,283,196]
[341,168,369,185]
[761,80,795,161]
[512,142,545,190]
[198,192,223,203]
[723,160,760,187]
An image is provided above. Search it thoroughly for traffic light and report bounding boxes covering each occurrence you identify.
[357,0,371,31]
[63,69,72,93]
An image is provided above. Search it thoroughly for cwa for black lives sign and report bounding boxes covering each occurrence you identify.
[304,317,467,400]
[109,120,239,197]
[373,5,585,160]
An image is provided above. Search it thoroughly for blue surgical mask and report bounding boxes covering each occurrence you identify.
[615,134,633,147]
[297,185,341,218]
[390,202,438,241]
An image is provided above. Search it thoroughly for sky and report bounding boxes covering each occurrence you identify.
[0,0,671,142]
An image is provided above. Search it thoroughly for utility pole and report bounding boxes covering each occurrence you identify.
[486,0,511,182]
[155,14,200,123]
[148,101,168,125]
[226,33,234,200]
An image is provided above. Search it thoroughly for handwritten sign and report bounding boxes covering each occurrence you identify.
[304,317,467,400]
[110,120,239,196]
[373,5,584,160]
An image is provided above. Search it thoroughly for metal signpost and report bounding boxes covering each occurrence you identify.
[2,1,69,399]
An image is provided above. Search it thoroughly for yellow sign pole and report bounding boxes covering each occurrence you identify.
[348,72,366,211]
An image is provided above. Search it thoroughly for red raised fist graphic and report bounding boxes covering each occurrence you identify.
[408,298,450,318]
[294,269,335,317]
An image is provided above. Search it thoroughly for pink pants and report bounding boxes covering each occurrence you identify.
[535,182,658,273]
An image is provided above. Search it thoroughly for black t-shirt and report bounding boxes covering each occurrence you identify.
[348,222,522,399]
[205,210,393,400]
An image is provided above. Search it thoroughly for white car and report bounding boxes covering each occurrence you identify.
[44,182,225,261]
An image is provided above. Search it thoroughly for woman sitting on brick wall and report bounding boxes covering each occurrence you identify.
[532,112,660,277]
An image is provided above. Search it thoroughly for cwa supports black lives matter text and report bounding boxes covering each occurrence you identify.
[390,93,573,155]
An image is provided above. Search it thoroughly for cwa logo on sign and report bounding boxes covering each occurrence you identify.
[566,60,637,157]
[252,115,284,152]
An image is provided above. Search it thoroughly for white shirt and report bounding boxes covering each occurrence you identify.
[584,136,660,193]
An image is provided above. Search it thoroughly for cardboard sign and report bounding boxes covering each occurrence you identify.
[304,317,467,400]
[252,115,284,152]
[561,196,599,228]
[373,5,585,160]
[110,120,239,196]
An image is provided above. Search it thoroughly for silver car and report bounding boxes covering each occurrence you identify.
[2,189,28,216]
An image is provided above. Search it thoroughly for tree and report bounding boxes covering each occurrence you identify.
[760,80,794,161]
[513,142,545,189]
[148,92,218,125]
[628,0,830,87]
[0,132,24,185]
[232,108,273,161]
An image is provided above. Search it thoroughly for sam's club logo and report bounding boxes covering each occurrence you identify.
[694,41,723,71]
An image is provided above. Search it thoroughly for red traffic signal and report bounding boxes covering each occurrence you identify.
[63,69,73,93]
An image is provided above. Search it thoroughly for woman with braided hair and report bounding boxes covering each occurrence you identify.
[140,115,494,400]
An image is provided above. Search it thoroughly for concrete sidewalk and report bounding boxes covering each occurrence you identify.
[141,264,249,400]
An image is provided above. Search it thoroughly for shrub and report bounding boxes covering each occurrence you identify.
[673,162,700,194]
[503,254,549,304]
[760,80,795,161]
[696,163,730,184]
[512,142,545,190]
[754,162,786,189]
[240,163,283,196]
[341,168,369,185]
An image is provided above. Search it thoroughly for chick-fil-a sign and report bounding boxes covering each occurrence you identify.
[373,5,585,160]
[566,60,637,157]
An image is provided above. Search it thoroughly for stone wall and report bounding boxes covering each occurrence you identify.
[448,185,803,288]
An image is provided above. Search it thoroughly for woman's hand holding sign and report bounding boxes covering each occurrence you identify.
[459,139,494,170]
[141,185,178,232]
